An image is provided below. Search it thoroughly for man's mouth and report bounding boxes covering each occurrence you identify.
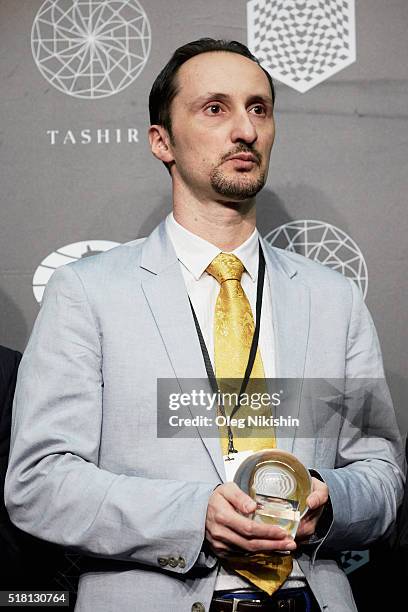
[226,153,259,163]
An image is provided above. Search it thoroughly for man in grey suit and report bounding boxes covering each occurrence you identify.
[5,39,404,612]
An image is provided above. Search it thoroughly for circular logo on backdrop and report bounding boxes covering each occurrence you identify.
[264,220,368,298]
[31,0,151,99]
[32,240,120,303]
[247,0,356,93]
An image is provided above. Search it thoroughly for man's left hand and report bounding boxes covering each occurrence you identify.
[295,477,329,542]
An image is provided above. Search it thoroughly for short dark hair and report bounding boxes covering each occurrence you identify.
[149,38,275,139]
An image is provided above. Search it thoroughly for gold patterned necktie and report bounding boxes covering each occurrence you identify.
[206,252,292,595]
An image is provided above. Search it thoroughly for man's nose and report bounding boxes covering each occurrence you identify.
[230,110,257,144]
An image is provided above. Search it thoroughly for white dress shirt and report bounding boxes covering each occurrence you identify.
[165,212,305,591]
[165,213,275,378]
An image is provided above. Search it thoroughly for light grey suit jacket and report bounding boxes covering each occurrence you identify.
[5,221,404,612]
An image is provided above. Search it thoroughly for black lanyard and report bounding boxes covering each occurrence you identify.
[189,243,266,457]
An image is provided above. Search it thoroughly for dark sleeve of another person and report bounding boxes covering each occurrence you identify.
[0,346,71,592]
[0,346,23,588]
[394,437,408,580]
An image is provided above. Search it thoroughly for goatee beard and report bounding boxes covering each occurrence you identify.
[210,167,266,200]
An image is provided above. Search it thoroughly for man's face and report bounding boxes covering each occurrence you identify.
[166,51,275,202]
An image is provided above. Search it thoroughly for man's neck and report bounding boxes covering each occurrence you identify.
[173,198,256,251]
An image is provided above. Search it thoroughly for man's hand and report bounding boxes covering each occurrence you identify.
[296,477,329,542]
[205,482,297,558]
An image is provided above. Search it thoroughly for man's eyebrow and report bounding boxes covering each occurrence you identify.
[189,92,274,109]
[189,92,230,108]
[247,94,274,107]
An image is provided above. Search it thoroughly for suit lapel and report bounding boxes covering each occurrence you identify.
[139,223,311,474]
[260,239,311,453]
[140,222,225,480]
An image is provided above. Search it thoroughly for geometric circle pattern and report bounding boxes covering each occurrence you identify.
[32,240,120,303]
[264,220,368,298]
[32,0,151,99]
[247,0,356,93]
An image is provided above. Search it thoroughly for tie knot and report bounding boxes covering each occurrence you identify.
[206,253,244,284]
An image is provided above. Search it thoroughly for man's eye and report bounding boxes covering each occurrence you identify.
[206,104,222,114]
[250,105,266,115]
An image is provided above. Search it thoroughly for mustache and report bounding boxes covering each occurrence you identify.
[220,145,262,165]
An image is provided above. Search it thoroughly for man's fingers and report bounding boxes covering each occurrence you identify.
[206,482,297,556]
[296,497,326,541]
[209,499,289,541]
[307,491,325,510]
[206,525,296,554]
[218,482,257,514]
[306,478,329,510]
[296,519,316,540]
[214,510,289,541]
[205,532,234,556]
[209,483,289,539]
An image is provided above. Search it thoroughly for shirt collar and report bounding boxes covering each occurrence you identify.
[165,212,259,282]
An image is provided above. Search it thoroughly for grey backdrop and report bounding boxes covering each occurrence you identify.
[1,0,407,437]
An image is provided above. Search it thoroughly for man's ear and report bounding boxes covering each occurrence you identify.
[148,125,174,164]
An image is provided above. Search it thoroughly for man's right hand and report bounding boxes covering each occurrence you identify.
[205,482,297,557]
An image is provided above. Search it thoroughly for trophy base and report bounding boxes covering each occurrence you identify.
[253,494,301,538]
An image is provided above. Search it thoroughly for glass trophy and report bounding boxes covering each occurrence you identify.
[233,449,312,538]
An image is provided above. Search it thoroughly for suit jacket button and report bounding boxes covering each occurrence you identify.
[157,556,169,567]
[191,603,205,612]
[168,556,178,568]
[178,556,186,568]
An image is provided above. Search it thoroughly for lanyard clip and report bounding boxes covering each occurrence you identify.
[227,436,238,458]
